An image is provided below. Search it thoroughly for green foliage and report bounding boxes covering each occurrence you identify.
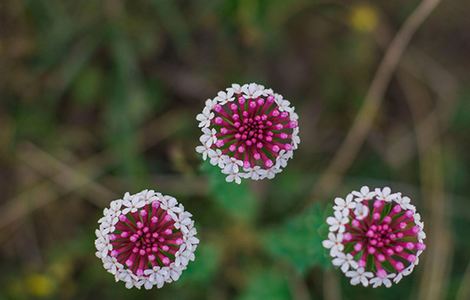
[72,66,103,106]
[202,162,258,222]
[150,0,191,54]
[450,89,470,130]
[104,29,152,184]
[180,241,221,284]
[263,204,330,274]
[238,269,292,300]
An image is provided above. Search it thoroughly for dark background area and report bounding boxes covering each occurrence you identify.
[1,0,469,299]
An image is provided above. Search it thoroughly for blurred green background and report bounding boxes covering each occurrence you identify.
[1,0,470,299]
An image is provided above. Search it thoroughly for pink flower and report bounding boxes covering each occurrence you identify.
[322,186,426,288]
[95,190,199,289]
[196,83,300,183]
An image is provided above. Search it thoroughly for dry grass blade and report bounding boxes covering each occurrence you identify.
[398,71,452,300]
[323,269,341,300]
[18,142,118,205]
[0,110,186,232]
[310,0,442,200]
[384,49,458,167]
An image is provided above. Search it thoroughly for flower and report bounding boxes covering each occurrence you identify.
[349,4,378,33]
[353,203,369,220]
[322,232,344,257]
[326,210,349,233]
[374,187,397,202]
[370,272,396,288]
[95,190,199,289]
[346,267,374,287]
[322,186,426,288]
[208,148,224,168]
[196,106,214,128]
[333,194,355,214]
[242,165,267,180]
[351,186,375,202]
[25,274,55,297]
[200,128,218,148]
[393,264,414,284]
[195,144,212,161]
[196,83,300,183]
[332,253,358,273]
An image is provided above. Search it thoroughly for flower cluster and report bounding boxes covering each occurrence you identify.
[95,190,199,289]
[322,186,426,288]
[196,83,300,184]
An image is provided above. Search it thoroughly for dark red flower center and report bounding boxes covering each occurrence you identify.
[109,202,183,276]
[211,94,297,168]
[342,199,425,276]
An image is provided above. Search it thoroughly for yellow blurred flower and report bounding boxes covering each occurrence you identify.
[349,4,379,32]
[25,273,55,298]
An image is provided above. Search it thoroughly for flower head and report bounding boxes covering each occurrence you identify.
[322,186,426,288]
[196,83,300,183]
[95,190,199,289]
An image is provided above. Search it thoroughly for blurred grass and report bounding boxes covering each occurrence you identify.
[1,0,470,299]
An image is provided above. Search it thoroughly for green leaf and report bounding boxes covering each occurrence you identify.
[103,29,152,185]
[150,0,191,54]
[451,88,470,130]
[263,204,329,273]
[238,269,292,300]
[202,162,258,222]
[72,66,103,106]
[179,241,221,284]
